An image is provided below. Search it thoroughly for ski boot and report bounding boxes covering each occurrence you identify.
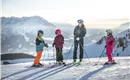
[73,61,77,65]
[104,61,112,65]
[59,62,62,65]
[31,63,43,67]
[78,60,82,65]
[56,61,61,65]
[78,61,82,65]
[31,64,40,67]
[39,63,44,67]
[61,61,66,66]
[112,60,117,64]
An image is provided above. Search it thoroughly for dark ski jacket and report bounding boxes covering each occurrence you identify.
[53,34,64,48]
[74,25,86,38]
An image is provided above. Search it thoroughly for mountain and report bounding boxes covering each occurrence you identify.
[112,22,130,35]
[120,22,130,28]
[53,23,75,35]
[1,16,52,27]
[1,16,75,54]
[1,16,56,54]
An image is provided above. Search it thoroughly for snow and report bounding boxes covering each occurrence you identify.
[1,57,130,80]
[20,33,30,42]
[8,48,13,52]
[44,37,54,41]
[19,44,22,48]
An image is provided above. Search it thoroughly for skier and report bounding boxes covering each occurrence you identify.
[73,19,86,65]
[52,29,65,65]
[105,29,116,64]
[32,30,48,67]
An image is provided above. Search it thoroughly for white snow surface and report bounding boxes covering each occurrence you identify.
[1,57,130,80]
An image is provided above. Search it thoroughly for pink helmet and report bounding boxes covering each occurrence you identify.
[55,29,61,35]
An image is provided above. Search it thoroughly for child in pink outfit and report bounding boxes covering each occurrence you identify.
[105,29,116,64]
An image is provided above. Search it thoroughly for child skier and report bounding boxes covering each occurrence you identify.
[73,19,86,65]
[52,29,65,65]
[105,29,116,64]
[32,30,48,67]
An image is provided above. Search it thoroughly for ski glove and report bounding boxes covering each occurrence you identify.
[45,43,49,48]
[52,43,55,47]
[76,37,80,41]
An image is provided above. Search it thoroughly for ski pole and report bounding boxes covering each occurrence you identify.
[79,41,91,63]
[46,48,51,65]
[65,43,74,63]
[95,47,105,65]
[53,47,56,64]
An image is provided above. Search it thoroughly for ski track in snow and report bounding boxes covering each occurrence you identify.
[1,57,130,80]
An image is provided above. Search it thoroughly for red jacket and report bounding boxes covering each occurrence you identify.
[106,35,115,55]
[53,34,64,48]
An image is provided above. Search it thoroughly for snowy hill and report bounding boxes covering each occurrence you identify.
[85,28,130,57]
[1,16,74,54]
[1,57,130,80]
[119,22,130,31]
[112,22,130,35]
[1,16,56,54]
[1,16,52,27]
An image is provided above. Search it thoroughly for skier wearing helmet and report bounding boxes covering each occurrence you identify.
[105,29,116,64]
[32,30,48,67]
[53,29,65,65]
[73,19,86,65]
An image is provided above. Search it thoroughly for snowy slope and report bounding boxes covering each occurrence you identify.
[1,16,55,53]
[85,28,130,57]
[119,22,130,32]
[1,16,74,54]
[1,57,130,80]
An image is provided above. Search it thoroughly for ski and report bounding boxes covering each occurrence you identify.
[104,62,117,65]
[73,62,82,67]
[94,62,118,66]
[24,62,69,69]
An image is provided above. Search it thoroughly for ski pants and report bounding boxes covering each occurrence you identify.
[34,50,42,64]
[56,48,63,62]
[73,38,84,61]
[106,47,113,62]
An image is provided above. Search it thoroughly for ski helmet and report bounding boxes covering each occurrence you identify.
[106,29,112,33]
[55,29,61,35]
[38,30,44,34]
[77,19,84,23]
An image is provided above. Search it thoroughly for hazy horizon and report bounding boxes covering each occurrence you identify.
[1,15,129,28]
[2,0,129,22]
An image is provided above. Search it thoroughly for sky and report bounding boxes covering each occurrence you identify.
[1,0,130,26]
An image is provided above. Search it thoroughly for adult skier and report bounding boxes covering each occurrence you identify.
[73,19,86,65]
[105,29,116,64]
